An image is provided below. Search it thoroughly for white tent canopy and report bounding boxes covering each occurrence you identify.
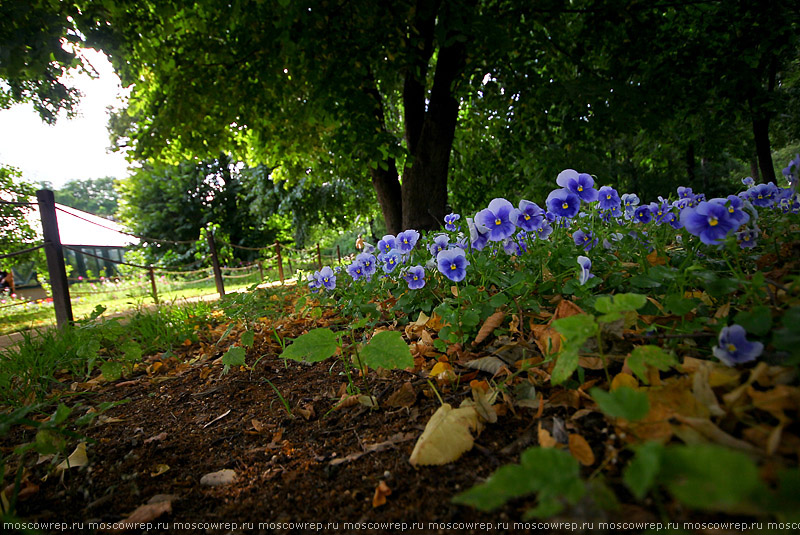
[53,203,138,247]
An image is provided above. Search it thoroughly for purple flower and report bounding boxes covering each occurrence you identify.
[444,213,461,232]
[621,193,640,219]
[437,248,469,282]
[713,324,763,367]
[634,205,653,224]
[736,226,759,249]
[597,186,621,210]
[428,234,450,257]
[573,229,598,251]
[748,183,777,208]
[475,198,520,242]
[356,252,377,276]
[742,176,755,187]
[316,266,336,291]
[377,235,396,255]
[577,256,594,285]
[556,169,599,203]
[516,199,545,231]
[782,154,799,187]
[535,220,553,240]
[546,189,581,219]
[502,237,523,256]
[711,195,749,227]
[649,201,675,225]
[307,273,321,292]
[396,229,420,253]
[678,186,694,199]
[466,217,490,252]
[347,261,365,281]
[403,265,426,290]
[382,250,402,273]
[680,201,738,245]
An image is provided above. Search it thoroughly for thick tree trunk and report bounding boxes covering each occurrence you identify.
[749,157,760,182]
[370,162,403,235]
[752,115,775,183]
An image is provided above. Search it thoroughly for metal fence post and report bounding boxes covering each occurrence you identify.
[36,189,73,328]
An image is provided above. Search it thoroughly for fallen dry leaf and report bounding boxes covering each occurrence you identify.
[568,433,596,466]
[537,422,558,448]
[386,382,417,408]
[56,442,88,473]
[114,497,173,531]
[372,480,392,508]
[473,310,505,345]
[409,404,481,466]
[150,464,170,477]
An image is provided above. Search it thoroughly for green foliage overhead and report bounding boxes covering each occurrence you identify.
[51,177,120,218]
[0,164,40,270]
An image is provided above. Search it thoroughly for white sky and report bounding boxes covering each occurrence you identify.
[0,49,130,189]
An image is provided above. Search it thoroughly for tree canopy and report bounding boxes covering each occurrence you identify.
[0,165,40,271]
[2,0,798,236]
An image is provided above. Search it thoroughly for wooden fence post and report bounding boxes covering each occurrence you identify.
[257,260,264,282]
[206,228,225,298]
[149,266,159,304]
[36,189,73,328]
[316,243,323,270]
[336,245,341,265]
[274,242,284,284]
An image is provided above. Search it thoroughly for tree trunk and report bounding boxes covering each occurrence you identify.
[749,157,760,183]
[400,2,468,231]
[752,115,775,183]
[370,163,403,235]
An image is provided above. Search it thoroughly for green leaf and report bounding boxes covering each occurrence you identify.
[551,314,598,341]
[49,403,72,425]
[590,386,650,421]
[281,328,339,363]
[100,361,124,382]
[453,447,584,516]
[664,294,697,315]
[734,306,772,337]
[240,330,255,347]
[626,345,678,384]
[661,444,760,509]
[222,346,246,367]
[34,429,65,455]
[551,348,579,385]
[361,330,413,370]
[122,340,142,361]
[594,293,647,314]
[488,293,508,308]
[624,441,664,500]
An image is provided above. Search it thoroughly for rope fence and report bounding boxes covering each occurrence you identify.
[4,189,352,328]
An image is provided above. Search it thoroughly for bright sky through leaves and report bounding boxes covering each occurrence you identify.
[0,49,129,188]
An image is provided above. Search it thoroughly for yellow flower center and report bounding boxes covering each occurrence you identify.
[727,343,736,353]
[324,278,329,283]
[450,264,456,270]
[524,214,530,220]
[709,217,718,227]
[728,206,734,213]
[744,235,750,241]
[606,194,612,199]
[562,202,569,210]
[413,276,418,280]
[758,195,763,199]
[578,185,583,192]
[495,218,502,226]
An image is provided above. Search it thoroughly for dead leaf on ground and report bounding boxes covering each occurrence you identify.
[56,442,88,473]
[537,422,558,449]
[462,356,510,377]
[568,433,596,466]
[113,496,174,531]
[372,480,392,508]
[386,382,417,408]
[144,432,168,444]
[473,310,505,346]
[409,404,482,466]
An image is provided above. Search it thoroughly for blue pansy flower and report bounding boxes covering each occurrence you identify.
[516,200,545,232]
[428,234,450,257]
[347,261,365,281]
[546,189,581,219]
[437,248,469,282]
[444,213,461,232]
[396,229,420,253]
[649,200,675,225]
[748,183,777,208]
[597,186,621,210]
[377,234,396,255]
[634,205,653,224]
[680,201,738,245]
[476,198,520,242]
[382,250,402,273]
[711,195,749,227]
[316,266,336,290]
[573,229,598,251]
[736,226,759,249]
[742,176,755,187]
[466,217,490,251]
[356,252,377,276]
[556,169,599,203]
[403,265,426,290]
[535,220,553,240]
[713,324,763,367]
[577,256,594,285]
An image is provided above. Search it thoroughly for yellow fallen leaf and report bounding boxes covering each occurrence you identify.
[409,404,481,466]
[151,464,170,477]
[611,373,639,391]
[372,480,392,508]
[430,361,455,382]
[56,442,88,472]
[568,433,596,466]
[537,422,558,448]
